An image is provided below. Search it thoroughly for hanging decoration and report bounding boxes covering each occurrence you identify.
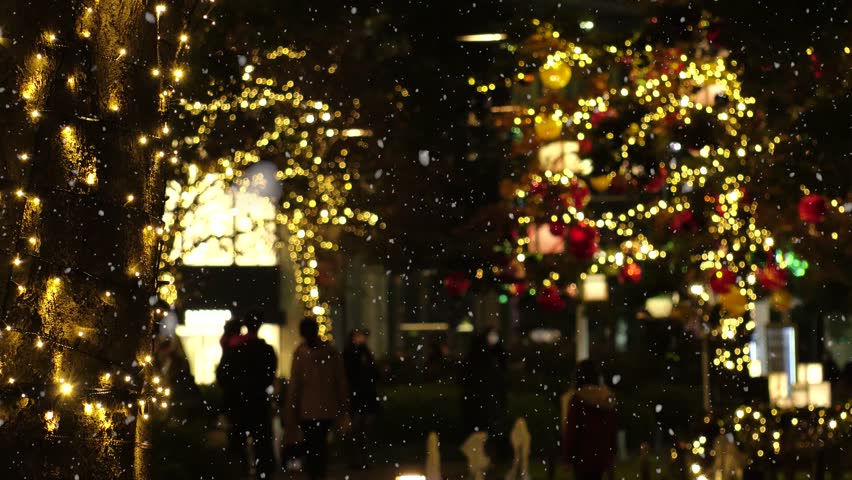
[539,61,572,90]
[560,178,592,210]
[618,263,643,284]
[534,115,563,141]
[798,194,827,224]
[536,285,567,312]
[757,264,788,291]
[444,272,472,297]
[568,222,599,260]
[769,289,794,312]
[709,268,737,294]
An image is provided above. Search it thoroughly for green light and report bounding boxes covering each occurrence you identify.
[498,294,508,304]
[529,288,537,296]
[775,249,808,278]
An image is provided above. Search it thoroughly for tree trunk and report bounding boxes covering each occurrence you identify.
[0,1,168,477]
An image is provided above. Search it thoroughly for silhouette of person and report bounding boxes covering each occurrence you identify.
[217,311,277,479]
[217,318,248,464]
[563,360,617,480]
[156,337,202,417]
[343,329,379,469]
[461,328,508,456]
[285,318,349,480]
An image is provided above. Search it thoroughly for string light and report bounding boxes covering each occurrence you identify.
[160,47,383,339]
[0,0,188,446]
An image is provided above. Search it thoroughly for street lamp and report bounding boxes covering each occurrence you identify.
[687,284,712,413]
[645,294,674,319]
[576,274,608,361]
[456,33,507,42]
[581,273,608,302]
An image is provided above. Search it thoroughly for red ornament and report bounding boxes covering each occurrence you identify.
[758,264,788,292]
[536,285,566,313]
[670,210,698,234]
[578,138,594,156]
[713,194,728,216]
[529,181,547,196]
[567,222,599,260]
[618,263,642,284]
[509,281,529,296]
[560,178,591,210]
[808,54,824,79]
[707,26,721,45]
[644,165,668,194]
[548,220,567,237]
[443,272,471,296]
[798,194,827,224]
[709,268,736,294]
[590,110,611,128]
[609,174,628,195]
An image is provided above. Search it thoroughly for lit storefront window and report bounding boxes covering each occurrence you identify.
[176,309,281,385]
[163,173,277,267]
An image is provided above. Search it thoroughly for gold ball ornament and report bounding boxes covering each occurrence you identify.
[539,62,572,90]
[534,116,563,141]
[719,289,748,317]
[770,289,793,312]
[589,174,613,193]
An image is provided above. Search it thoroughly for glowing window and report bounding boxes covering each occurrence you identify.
[175,309,281,385]
[164,173,277,266]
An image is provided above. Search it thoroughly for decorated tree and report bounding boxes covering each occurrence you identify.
[0,0,199,476]
[160,42,384,339]
[454,9,852,471]
[467,15,848,376]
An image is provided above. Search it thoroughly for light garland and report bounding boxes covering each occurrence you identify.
[0,0,203,458]
[161,48,382,339]
[676,403,852,478]
[465,18,841,375]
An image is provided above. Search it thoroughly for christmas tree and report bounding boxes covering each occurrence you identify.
[472,15,845,375]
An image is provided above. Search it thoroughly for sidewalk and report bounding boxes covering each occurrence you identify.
[274,462,530,479]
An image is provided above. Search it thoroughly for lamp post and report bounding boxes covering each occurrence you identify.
[577,274,609,362]
[686,284,712,413]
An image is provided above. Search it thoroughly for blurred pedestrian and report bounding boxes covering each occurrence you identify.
[155,337,202,417]
[835,362,852,401]
[460,328,508,457]
[217,318,248,466]
[285,318,350,480]
[216,311,277,479]
[343,329,379,469]
[562,360,617,480]
[822,351,841,384]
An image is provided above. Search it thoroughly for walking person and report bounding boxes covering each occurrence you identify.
[460,327,509,458]
[216,311,278,479]
[343,329,380,470]
[217,318,249,466]
[285,318,350,480]
[562,360,617,480]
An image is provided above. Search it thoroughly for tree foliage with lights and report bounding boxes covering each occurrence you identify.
[160,43,383,339]
[468,16,848,373]
[0,0,201,476]
[456,11,852,472]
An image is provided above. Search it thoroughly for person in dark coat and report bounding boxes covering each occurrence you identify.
[216,311,277,479]
[343,329,380,469]
[155,337,203,417]
[563,360,617,480]
[285,318,349,480]
[461,328,508,454]
[217,318,249,464]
